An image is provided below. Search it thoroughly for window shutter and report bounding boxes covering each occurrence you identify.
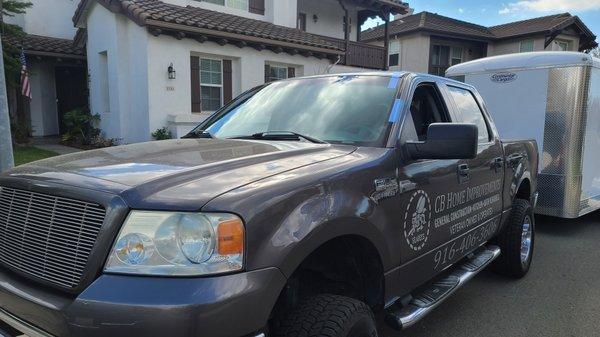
[223,59,233,104]
[190,56,201,113]
[249,0,265,15]
[264,64,270,83]
[287,67,295,78]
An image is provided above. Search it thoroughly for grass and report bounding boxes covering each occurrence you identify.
[13,146,59,166]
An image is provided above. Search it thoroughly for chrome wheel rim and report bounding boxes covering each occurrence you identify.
[520,215,532,266]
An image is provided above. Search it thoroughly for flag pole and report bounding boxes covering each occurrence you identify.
[0,34,15,172]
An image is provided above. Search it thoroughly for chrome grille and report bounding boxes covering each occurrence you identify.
[0,186,105,288]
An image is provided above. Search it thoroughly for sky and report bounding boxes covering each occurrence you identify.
[363,0,600,39]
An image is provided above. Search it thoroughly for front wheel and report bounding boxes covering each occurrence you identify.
[492,199,535,278]
[271,294,378,337]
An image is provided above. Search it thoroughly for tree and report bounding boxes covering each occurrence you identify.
[1,0,33,85]
[590,46,600,59]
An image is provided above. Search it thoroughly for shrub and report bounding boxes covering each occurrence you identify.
[10,121,32,144]
[152,127,172,140]
[61,107,101,145]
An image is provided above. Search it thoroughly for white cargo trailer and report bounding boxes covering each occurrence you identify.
[447,52,600,218]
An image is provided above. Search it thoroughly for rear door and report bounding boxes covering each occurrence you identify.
[442,83,505,242]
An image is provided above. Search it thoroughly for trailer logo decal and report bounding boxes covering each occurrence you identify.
[403,190,432,251]
[490,72,518,83]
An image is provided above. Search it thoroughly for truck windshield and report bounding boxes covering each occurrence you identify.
[197,75,399,147]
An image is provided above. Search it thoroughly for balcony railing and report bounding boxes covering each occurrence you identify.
[319,36,387,70]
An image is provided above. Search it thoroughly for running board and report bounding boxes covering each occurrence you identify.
[385,245,501,330]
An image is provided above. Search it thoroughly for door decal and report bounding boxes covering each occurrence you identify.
[403,190,432,251]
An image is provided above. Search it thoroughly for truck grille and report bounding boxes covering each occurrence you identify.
[0,186,106,289]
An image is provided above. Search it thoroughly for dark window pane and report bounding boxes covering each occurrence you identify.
[389,54,399,66]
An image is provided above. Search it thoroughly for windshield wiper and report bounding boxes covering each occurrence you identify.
[182,130,214,139]
[232,131,327,144]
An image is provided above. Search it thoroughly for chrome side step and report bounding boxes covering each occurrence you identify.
[385,245,501,330]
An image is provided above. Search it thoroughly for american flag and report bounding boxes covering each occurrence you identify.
[20,49,32,99]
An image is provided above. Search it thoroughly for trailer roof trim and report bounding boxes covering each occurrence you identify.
[447,52,600,75]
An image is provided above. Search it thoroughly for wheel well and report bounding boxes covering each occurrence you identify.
[270,235,385,320]
[515,179,531,201]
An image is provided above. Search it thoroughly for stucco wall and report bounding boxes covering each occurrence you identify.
[298,0,359,41]
[145,33,342,138]
[488,33,580,56]
[4,0,79,39]
[86,3,150,144]
[388,33,430,73]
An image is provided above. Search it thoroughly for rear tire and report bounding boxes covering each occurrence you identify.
[492,199,535,278]
[271,294,378,337]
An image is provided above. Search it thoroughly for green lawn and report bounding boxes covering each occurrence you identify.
[13,146,59,166]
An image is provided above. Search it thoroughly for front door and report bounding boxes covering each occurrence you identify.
[396,80,460,265]
[55,66,87,134]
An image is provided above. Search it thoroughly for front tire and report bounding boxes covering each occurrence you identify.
[492,199,535,278]
[271,294,378,337]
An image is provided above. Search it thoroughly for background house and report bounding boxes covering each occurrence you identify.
[3,0,86,138]
[361,11,598,75]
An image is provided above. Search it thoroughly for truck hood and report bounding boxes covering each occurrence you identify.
[3,139,355,210]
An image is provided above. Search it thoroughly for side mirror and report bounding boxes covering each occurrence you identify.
[405,123,478,160]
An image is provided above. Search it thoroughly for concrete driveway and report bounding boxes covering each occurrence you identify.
[380,211,600,337]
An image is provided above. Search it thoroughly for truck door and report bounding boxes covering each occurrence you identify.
[442,84,504,242]
[396,80,461,266]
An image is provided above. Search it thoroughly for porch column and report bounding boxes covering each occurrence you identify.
[338,1,350,54]
[383,12,390,70]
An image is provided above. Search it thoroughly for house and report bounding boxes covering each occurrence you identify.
[361,11,598,75]
[4,0,409,144]
[3,0,86,138]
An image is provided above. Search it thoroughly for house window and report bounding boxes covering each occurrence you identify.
[556,40,570,51]
[389,40,400,67]
[451,47,463,65]
[520,40,534,53]
[298,13,306,31]
[200,58,223,111]
[265,64,295,83]
[203,0,248,11]
[430,45,450,76]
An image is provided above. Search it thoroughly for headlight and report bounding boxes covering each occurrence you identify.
[105,211,244,276]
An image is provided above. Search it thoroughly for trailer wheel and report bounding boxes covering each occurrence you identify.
[492,199,535,278]
[271,294,378,337]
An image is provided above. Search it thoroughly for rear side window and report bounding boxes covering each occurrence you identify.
[447,86,490,142]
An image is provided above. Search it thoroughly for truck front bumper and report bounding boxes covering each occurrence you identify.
[0,267,286,337]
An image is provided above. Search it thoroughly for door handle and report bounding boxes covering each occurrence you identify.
[491,157,503,172]
[457,164,470,184]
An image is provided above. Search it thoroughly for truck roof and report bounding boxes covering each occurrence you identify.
[446,52,600,76]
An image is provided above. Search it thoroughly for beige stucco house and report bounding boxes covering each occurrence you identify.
[361,11,597,75]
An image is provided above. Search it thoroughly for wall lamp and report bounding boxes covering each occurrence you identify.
[168,63,176,80]
[313,14,318,23]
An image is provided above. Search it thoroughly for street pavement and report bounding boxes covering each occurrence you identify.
[381,211,600,337]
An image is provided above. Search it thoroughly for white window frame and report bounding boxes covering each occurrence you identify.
[266,64,290,82]
[555,39,570,51]
[200,57,224,112]
[450,46,463,65]
[520,39,534,53]
[201,0,249,11]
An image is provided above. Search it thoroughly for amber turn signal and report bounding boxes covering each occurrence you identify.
[217,218,245,255]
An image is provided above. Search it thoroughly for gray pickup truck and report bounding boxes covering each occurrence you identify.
[0,72,538,337]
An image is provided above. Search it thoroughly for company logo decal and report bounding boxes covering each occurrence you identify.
[490,72,517,83]
[403,190,432,251]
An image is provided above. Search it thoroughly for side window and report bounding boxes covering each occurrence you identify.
[447,86,490,143]
[406,84,449,141]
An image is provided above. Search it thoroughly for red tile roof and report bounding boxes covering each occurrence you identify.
[361,11,597,50]
[2,33,85,58]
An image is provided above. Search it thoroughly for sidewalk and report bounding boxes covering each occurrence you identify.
[30,137,82,155]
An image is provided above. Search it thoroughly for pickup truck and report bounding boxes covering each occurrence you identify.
[0,72,538,337]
